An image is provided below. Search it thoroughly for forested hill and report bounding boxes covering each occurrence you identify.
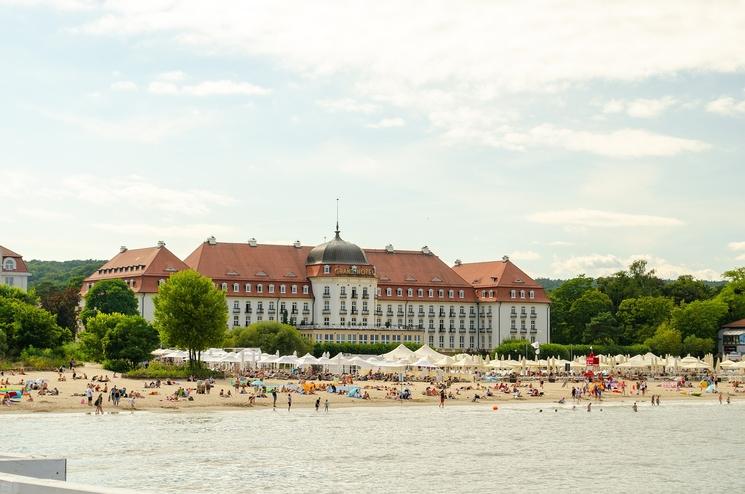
[27,259,107,289]
[535,277,725,292]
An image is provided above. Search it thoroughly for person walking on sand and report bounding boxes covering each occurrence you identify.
[272,389,277,411]
[287,393,292,412]
[86,385,93,407]
[633,401,638,412]
[719,392,723,404]
[586,402,591,412]
[439,389,446,408]
[315,397,320,412]
[94,393,104,415]
[655,395,660,406]
[324,399,329,412]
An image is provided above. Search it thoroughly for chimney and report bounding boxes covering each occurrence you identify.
[293,240,301,248]
[157,240,166,248]
[119,246,127,253]
[421,245,431,255]
[248,238,257,247]
[502,255,509,262]
[385,244,394,253]
[454,259,462,266]
[207,236,217,245]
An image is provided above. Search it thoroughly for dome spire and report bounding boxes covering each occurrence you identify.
[335,197,340,239]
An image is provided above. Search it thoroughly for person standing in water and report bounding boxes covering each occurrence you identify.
[272,388,277,411]
[315,397,320,412]
[439,389,446,408]
[633,401,638,412]
[94,393,104,415]
[586,402,591,412]
[324,399,329,412]
[287,393,292,412]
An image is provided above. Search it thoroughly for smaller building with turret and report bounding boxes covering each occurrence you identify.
[1,246,30,291]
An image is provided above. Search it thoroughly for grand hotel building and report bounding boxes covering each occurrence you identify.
[83,229,550,352]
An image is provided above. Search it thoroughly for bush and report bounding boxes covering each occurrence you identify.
[18,346,68,370]
[227,321,311,355]
[493,340,652,360]
[124,361,224,379]
[103,359,132,373]
[311,342,421,357]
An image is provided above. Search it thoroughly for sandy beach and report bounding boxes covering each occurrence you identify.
[1,363,742,414]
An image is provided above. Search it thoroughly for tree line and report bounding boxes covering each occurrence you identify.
[549,260,745,355]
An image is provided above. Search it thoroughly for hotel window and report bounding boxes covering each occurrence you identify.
[529,290,535,299]
[233,283,240,293]
[233,315,239,327]
[303,285,309,294]
[396,288,403,296]
[291,285,297,294]
[3,258,16,270]
[458,290,464,299]
[324,317,330,326]
[245,301,251,312]
[278,285,285,294]
[460,320,465,329]
[257,284,263,293]
[459,335,465,348]
[303,302,309,311]
[245,316,251,326]
[323,265,330,274]
[511,319,516,330]
[324,286,330,296]
[429,320,434,329]
[245,283,251,293]
[386,288,392,296]
[449,335,455,347]
[221,282,228,291]
[233,301,239,309]
[488,290,493,298]
[158,279,165,286]
[417,288,423,297]
[469,320,475,329]
[438,289,444,298]
[439,335,444,347]
[521,320,526,330]
[531,320,536,330]
[269,302,275,310]
[510,289,516,299]
[324,301,330,311]
[340,286,346,296]
[520,290,525,299]
[407,288,413,297]
[340,317,346,326]
[428,289,434,298]
[269,284,275,294]
[448,289,454,298]
[481,290,486,297]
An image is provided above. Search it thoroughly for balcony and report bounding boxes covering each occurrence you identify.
[256,308,264,314]
[245,308,252,313]
[449,312,456,318]
[361,309,369,315]
[291,309,298,315]
[350,293,357,299]
[438,312,446,317]
[340,292,347,299]
[530,313,537,318]
[459,328,466,333]
[302,309,310,314]
[350,309,358,315]
[268,308,276,314]
[510,312,517,318]
[397,311,404,316]
[459,311,466,317]
[232,308,240,314]
[418,311,425,317]
[322,309,331,315]
[362,293,369,299]
[386,311,394,317]
[323,293,331,299]
[428,312,435,317]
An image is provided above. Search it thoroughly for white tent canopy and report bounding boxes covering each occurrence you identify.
[381,344,415,362]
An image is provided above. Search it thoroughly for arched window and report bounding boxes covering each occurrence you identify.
[3,258,16,271]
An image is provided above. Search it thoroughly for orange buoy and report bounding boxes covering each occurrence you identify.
[492,405,499,411]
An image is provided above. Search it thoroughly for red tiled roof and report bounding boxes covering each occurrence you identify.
[0,245,28,273]
[184,242,312,282]
[83,246,189,293]
[722,318,745,329]
[452,259,550,303]
[366,249,472,288]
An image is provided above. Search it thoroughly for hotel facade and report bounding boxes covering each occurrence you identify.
[83,229,550,352]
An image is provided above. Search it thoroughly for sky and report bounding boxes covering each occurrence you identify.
[1,0,745,280]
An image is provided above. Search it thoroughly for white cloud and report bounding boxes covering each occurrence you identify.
[551,253,720,280]
[527,208,684,228]
[62,175,236,217]
[110,80,138,92]
[509,250,541,261]
[148,79,270,97]
[728,241,745,251]
[62,2,745,149]
[504,125,708,157]
[367,117,405,129]
[318,98,378,114]
[42,110,210,142]
[602,97,677,118]
[547,241,574,247]
[736,253,745,261]
[706,96,745,116]
[92,223,238,238]
[156,71,187,82]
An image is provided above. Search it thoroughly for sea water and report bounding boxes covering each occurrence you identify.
[2,401,744,493]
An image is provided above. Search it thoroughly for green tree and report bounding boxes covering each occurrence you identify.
[644,322,683,356]
[567,289,612,342]
[227,321,311,355]
[37,284,80,335]
[716,268,745,323]
[548,275,594,343]
[80,279,138,325]
[681,335,715,357]
[0,298,71,355]
[616,296,674,344]
[671,299,728,340]
[596,259,664,310]
[80,312,123,362]
[102,315,160,370]
[154,270,227,368]
[663,275,713,305]
[582,311,619,344]
[0,284,39,305]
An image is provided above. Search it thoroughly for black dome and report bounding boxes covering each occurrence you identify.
[306,231,368,265]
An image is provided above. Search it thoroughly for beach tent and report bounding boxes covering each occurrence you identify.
[381,344,415,362]
[719,360,737,370]
[410,357,439,368]
[276,355,301,366]
[413,344,447,362]
[296,354,319,366]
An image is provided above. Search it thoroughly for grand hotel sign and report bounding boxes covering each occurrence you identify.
[334,265,375,277]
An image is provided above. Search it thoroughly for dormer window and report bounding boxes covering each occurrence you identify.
[351,265,357,274]
[520,290,526,299]
[280,285,286,294]
[438,289,444,298]
[529,290,535,299]
[428,289,434,298]
[257,284,263,293]
[291,285,297,294]
[3,258,16,271]
[303,285,309,295]
[221,283,228,291]
[269,284,275,294]
[323,265,330,274]
[245,283,251,293]
[510,289,516,299]
[448,289,454,298]
[458,290,464,299]
[407,288,413,297]
[396,288,403,297]
[233,283,240,293]
[386,288,392,296]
